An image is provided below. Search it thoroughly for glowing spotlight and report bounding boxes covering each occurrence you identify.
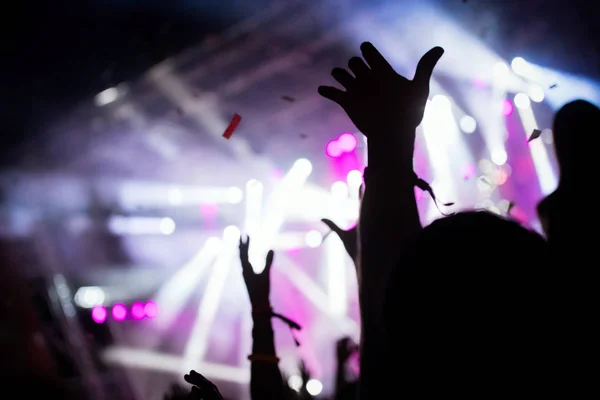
[293,158,313,176]
[431,94,452,109]
[306,379,323,396]
[131,302,145,320]
[331,181,349,199]
[168,188,184,205]
[511,57,528,75]
[305,230,323,248]
[459,116,477,134]
[326,140,342,158]
[528,84,545,103]
[74,286,105,308]
[91,305,107,324]
[223,226,241,241]
[514,93,531,109]
[112,303,127,321]
[491,149,508,166]
[205,236,222,251]
[226,187,243,204]
[493,62,509,78]
[337,133,357,152]
[346,169,363,188]
[287,375,302,392]
[94,87,119,106]
[159,217,176,235]
[502,99,514,116]
[144,301,158,318]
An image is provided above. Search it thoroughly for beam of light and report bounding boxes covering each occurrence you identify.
[324,232,347,317]
[421,97,469,223]
[118,181,244,209]
[277,254,358,338]
[355,5,508,84]
[511,57,536,79]
[182,227,239,373]
[538,68,600,110]
[515,98,557,195]
[250,159,312,272]
[149,67,259,162]
[284,184,359,223]
[107,216,176,236]
[270,231,313,250]
[244,179,263,237]
[149,237,222,338]
[102,347,249,383]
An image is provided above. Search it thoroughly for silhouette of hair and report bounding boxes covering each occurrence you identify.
[552,99,600,179]
[383,211,559,394]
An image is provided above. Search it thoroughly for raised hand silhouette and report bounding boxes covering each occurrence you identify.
[239,236,274,309]
[321,219,358,264]
[183,370,224,400]
[318,42,443,160]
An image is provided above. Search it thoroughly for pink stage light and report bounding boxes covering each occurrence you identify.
[326,140,342,158]
[131,302,145,320]
[144,301,158,318]
[200,203,218,217]
[112,303,127,321]
[91,305,107,324]
[502,99,514,116]
[337,133,357,152]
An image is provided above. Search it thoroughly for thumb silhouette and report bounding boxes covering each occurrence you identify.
[321,218,358,263]
[414,46,444,97]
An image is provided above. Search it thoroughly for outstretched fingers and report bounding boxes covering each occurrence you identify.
[413,46,444,91]
[264,250,274,274]
[239,235,252,273]
[318,85,346,106]
[360,41,395,74]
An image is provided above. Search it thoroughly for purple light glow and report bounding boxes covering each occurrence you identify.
[112,303,127,321]
[91,305,107,324]
[472,77,487,88]
[144,301,158,318]
[199,203,218,217]
[131,302,145,320]
[337,133,357,152]
[502,99,514,116]
[326,140,342,158]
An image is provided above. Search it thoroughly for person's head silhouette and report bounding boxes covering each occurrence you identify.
[383,211,562,395]
[553,100,600,185]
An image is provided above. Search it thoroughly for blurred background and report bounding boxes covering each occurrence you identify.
[2,0,599,398]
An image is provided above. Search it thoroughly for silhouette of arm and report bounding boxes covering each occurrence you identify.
[239,237,286,400]
[319,42,443,397]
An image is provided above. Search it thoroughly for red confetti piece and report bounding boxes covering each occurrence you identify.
[223,113,241,139]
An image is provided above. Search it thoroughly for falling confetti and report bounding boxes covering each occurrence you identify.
[282,96,295,102]
[528,129,542,142]
[549,83,558,89]
[299,133,307,139]
[223,113,242,139]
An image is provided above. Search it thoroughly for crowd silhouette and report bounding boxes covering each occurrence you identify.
[1,36,597,399]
